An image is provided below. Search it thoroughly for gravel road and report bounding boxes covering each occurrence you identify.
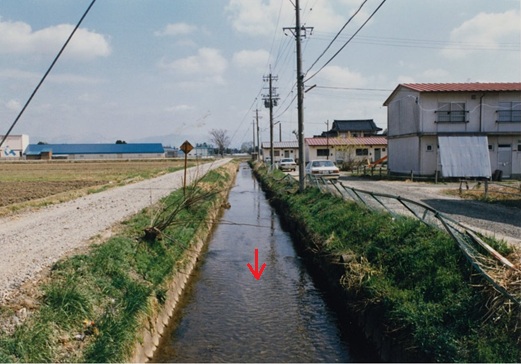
[337,176,521,247]
[0,159,231,303]
[1,164,519,303]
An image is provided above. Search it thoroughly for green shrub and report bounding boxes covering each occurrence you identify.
[254,165,520,362]
[0,164,235,363]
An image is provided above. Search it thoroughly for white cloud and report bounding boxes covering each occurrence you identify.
[232,49,270,70]
[47,73,105,85]
[225,0,375,37]
[442,9,521,59]
[304,0,363,33]
[155,23,197,36]
[226,0,288,36]
[315,65,366,87]
[0,19,111,60]
[159,48,228,84]
[0,68,103,85]
[165,104,194,113]
[0,68,39,81]
[5,99,21,111]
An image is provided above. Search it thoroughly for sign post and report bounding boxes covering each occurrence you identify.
[179,140,194,196]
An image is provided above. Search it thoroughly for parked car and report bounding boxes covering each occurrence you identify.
[305,160,340,180]
[279,158,297,172]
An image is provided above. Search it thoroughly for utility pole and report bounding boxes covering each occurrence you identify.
[326,119,329,160]
[284,0,312,191]
[263,72,279,169]
[252,118,256,160]
[255,109,261,161]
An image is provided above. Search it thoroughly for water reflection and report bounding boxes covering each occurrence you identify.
[153,164,368,362]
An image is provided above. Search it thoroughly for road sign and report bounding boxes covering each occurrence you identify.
[180,140,193,196]
[180,140,193,154]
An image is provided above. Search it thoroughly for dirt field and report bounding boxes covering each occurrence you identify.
[0,160,186,211]
[0,159,230,304]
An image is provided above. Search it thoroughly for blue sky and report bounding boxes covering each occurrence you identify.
[1,0,519,148]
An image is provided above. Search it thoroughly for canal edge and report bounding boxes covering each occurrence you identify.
[251,165,413,362]
[130,161,238,363]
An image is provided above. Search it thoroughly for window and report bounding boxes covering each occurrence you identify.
[355,148,369,156]
[317,148,329,157]
[436,102,467,123]
[274,150,280,157]
[426,145,433,152]
[497,102,521,122]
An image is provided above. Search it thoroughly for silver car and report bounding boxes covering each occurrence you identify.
[305,160,340,180]
[279,158,297,172]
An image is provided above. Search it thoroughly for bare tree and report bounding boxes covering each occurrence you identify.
[209,129,230,157]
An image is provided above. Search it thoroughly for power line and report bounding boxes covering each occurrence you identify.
[306,0,369,73]
[315,86,392,91]
[0,0,98,150]
[304,0,387,83]
[312,32,520,51]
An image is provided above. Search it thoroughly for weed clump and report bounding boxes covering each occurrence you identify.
[253,162,520,362]
[0,163,236,363]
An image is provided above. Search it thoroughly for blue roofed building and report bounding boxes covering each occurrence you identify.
[25,143,165,160]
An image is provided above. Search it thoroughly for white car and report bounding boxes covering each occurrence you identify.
[305,160,340,180]
[278,158,297,172]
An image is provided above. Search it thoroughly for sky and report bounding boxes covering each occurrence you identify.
[0,0,520,149]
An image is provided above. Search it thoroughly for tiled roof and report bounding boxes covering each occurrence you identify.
[332,119,382,132]
[25,143,165,155]
[401,82,521,93]
[305,137,387,147]
[383,82,521,106]
[261,141,299,149]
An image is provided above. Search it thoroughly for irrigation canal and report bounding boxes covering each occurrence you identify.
[152,163,375,362]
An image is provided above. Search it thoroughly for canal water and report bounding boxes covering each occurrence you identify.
[153,164,374,362]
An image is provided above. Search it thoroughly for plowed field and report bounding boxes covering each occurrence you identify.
[0,160,186,210]
[0,180,104,207]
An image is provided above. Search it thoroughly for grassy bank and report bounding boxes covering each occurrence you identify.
[253,163,520,362]
[0,162,236,363]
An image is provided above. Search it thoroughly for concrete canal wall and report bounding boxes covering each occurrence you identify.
[252,168,417,362]
[130,164,237,362]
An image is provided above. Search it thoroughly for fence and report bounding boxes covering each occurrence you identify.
[303,174,521,307]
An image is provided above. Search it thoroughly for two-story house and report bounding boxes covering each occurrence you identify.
[383,83,521,179]
[321,119,382,138]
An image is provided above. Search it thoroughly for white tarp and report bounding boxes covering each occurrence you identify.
[438,136,491,178]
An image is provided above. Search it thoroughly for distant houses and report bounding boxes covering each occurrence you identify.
[320,119,382,138]
[261,141,299,163]
[305,136,387,166]
[24,143,165,160]
[0,134,29,158]
[0,138,217,161]
[3,82,520,180]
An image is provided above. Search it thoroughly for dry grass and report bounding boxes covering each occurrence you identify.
[0,159,187,215]
[444,180,521,209]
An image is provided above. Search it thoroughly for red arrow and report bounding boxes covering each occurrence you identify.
[247,248,266,280]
